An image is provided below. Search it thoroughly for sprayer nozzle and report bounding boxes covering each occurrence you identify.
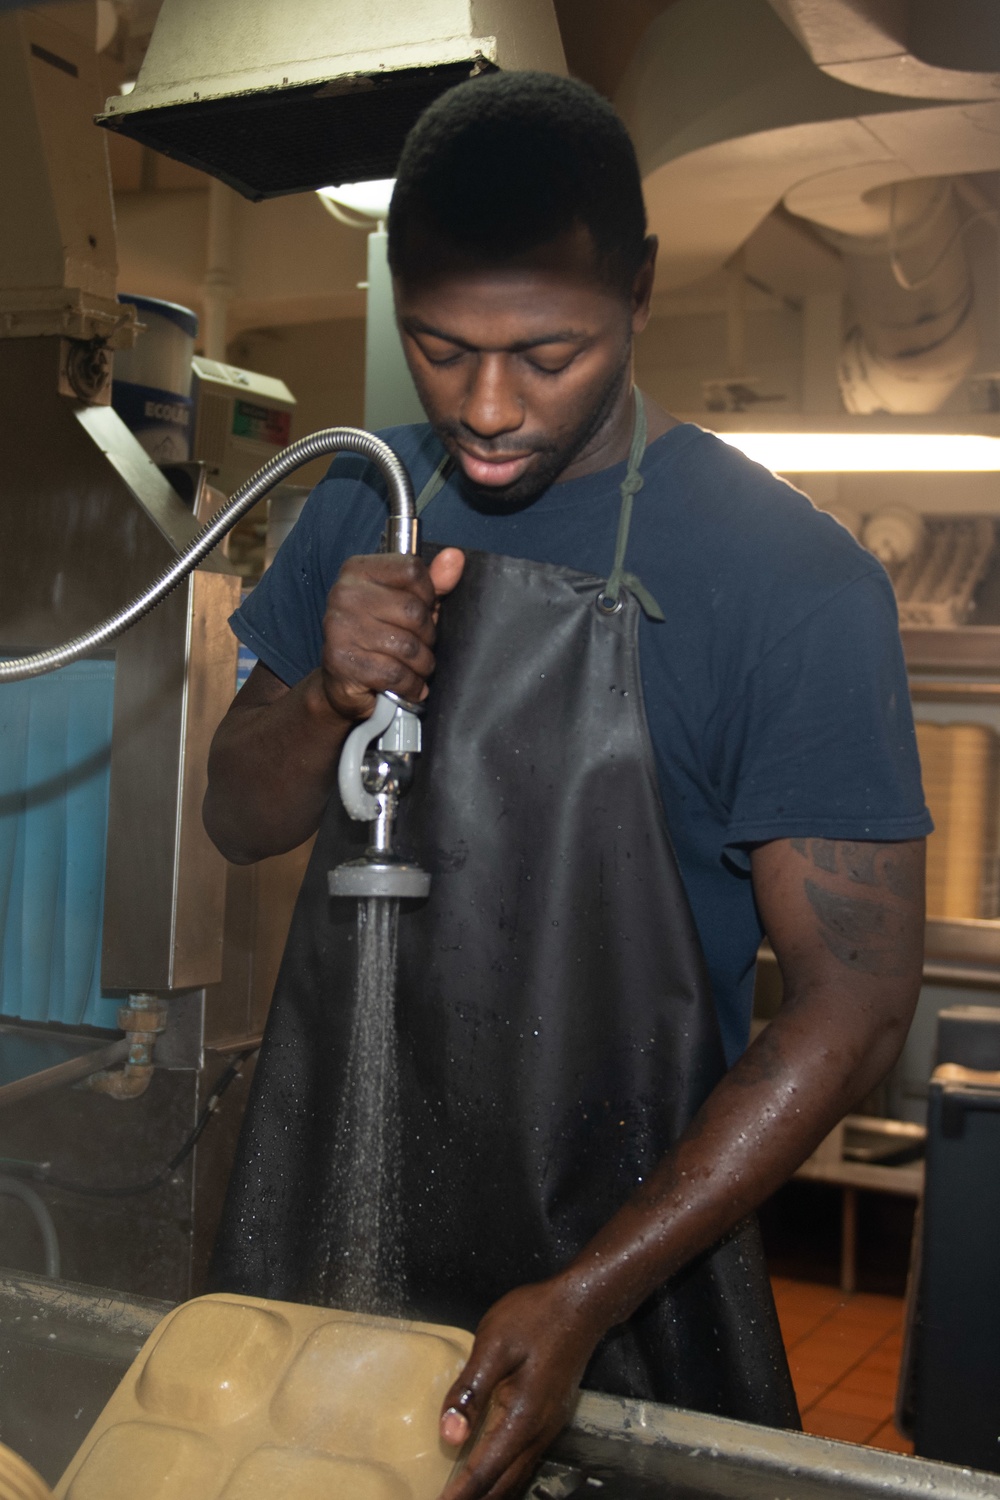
[329,859,431,900]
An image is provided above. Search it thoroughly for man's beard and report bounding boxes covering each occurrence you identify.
[433,349,632,511]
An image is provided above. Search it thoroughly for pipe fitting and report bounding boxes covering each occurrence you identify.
[80,993,168,1101]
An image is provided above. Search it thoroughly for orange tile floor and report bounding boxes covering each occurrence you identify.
[771,1276,912,1454]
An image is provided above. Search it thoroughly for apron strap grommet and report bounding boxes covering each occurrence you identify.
[596,591,624,616]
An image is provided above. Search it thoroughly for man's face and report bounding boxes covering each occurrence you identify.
[394,225,654,506]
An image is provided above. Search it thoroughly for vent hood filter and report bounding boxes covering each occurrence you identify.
[100,61,489,200]
[96,0,566,200]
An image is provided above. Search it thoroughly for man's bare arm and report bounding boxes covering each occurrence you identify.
[203,661,348,863]
[438,836,925,1500]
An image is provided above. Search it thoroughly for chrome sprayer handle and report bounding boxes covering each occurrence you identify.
[338,693,401,823]
[0,427,415,683]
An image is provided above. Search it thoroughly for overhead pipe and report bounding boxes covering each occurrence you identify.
[807,178,979,415]
[202,178,235,361]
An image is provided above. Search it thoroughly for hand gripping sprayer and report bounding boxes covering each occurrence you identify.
[327,501,432,901]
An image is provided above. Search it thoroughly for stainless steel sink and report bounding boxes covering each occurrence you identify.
[0,1269,169,1481]
[0,1269,996,1500]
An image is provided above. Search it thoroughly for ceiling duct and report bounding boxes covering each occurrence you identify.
[96,0,566,200]
[766,0,1000,101]
[812,178,979,415]
[616,0,1000,412]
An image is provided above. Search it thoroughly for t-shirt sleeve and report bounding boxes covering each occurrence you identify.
[722,567,932,866]
[229,457,387,687]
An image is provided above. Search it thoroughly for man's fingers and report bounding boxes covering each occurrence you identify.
[332,585,437,647]
[325,648,430,707]
[440,1408,470,1446]
[477,1451,545,1500]
[440,1402,545,1500]
[321,550,464,720]
[350,548,464,601]
[348,623,435,683]
[440,1380,487,1447]
[440,1335,515,1446]
[356,552,439,605]
[429,547,466,596]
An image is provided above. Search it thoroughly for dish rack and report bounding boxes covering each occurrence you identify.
[887,516,996,629]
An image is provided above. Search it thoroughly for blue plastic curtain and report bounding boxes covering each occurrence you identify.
[0,661,119,1029]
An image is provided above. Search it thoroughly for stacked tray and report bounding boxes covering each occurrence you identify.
[55,1293,474,1500]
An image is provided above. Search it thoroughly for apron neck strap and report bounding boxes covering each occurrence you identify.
[598,389,665,622]
[414,391,665,623]
[416,452,453,515]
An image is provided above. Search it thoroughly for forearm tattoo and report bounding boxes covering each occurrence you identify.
[789,839,923,977]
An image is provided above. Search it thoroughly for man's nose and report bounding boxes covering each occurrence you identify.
[460,354,523,439]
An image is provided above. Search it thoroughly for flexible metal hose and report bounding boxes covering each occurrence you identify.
[0,427,415,682]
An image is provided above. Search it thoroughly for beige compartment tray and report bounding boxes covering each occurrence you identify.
[55,1293,474,1500]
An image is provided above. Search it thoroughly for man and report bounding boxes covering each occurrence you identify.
[206,72,928,1500]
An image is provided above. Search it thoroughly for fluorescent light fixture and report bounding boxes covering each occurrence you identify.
[316,179,396,226]
[717,432,1000,472]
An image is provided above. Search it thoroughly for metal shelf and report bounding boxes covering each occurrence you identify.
[905,628,1000,674]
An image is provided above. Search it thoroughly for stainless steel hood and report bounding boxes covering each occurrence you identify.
[96,0,566,200]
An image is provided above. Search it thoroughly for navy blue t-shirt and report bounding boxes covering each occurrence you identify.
[233,421,931,1065]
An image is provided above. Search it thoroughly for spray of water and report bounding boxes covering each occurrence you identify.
[316,896,405,1314]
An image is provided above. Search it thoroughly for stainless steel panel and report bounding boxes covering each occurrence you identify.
[103,582,192,989]
[102,569,239,990]
[0,338,239,993]
[0,344,203,648]
[75,403,206,553]
[0,1068,203,1296]
[172,570,241,987]
[152,991,206,1071]
[204,837,313,1047]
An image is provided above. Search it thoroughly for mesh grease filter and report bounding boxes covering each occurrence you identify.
[97,64,490,200]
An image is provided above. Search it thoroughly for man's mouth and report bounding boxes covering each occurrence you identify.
[455,445,535,488]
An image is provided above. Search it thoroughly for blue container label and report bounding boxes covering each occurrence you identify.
[112,379,193,463]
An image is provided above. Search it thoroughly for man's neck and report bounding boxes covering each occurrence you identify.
[556,387,680,486]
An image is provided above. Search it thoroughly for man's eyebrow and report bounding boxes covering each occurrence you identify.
[402,318,589,352]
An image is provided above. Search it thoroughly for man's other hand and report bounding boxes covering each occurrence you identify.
[322,547,465,720]
[437,1278,600,1500]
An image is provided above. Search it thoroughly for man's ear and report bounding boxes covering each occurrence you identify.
[631,235,658,334]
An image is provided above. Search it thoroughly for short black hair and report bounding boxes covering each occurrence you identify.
[388,71,648,294]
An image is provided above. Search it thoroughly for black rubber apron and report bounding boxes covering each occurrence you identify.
[212,397,799,1427]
